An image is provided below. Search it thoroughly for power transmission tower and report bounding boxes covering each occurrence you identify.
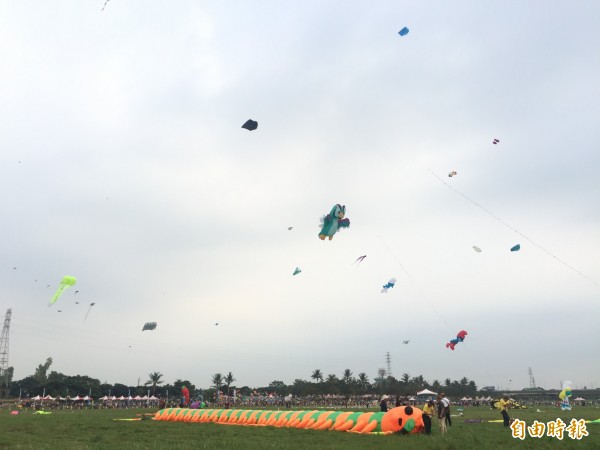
[528,367,536,389]
[385,352,393,378]
[0,309,12,397]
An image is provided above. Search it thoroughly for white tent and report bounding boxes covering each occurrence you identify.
[416,389,438,396]
[31,395,42,401]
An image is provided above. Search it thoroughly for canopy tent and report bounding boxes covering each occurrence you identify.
[31,395,42,401]
[43,395,55,401]
[416,389,438,396]
[148,396,158,401]
[574,397,585,401]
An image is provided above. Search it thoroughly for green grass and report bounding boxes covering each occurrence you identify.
[0,406,598,449]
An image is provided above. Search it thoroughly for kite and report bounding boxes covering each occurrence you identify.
[402,340,410,344]
[181,386,190,406]
[293,267,301,276]
[155,405,425,435]
[354,255,367,266]
[446,330,467,350]
[448,171,457,177]
[142,322,157,331]
[288,227,293,230]
[84,303,96,322]
[473,246,482,253]
[57,310,62,313]
[510,244,520,252]
[74,290,79,295]
[215,322,219,326]
[318,204,350,240]
[559,381,572,411]
[242,119,258,131]
[49,276,77,306]
[398,27,410,36]
[493,138,500,145]
[101,0,110,12]
[381,278,397,293]
[75,302,79,305]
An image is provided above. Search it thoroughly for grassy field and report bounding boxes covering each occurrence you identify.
[0,406,598,449]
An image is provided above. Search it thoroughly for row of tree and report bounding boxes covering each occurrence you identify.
[5,357,481,400]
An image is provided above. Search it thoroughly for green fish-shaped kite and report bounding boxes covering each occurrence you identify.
[49,276,76,306]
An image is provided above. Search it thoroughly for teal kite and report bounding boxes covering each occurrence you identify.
[49,276,76,306]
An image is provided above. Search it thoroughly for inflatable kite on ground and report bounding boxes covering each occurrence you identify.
[473,246,482,252]
[510,244,521,252]
[448,171,457,177]
[493,138,500,145]
[559,381,572,411]
[49,276,77,306]
[154,406,424,435]
[142,322,157,331]
[398,27,409,36]
[293,267,301,276]
[446,330,467,350]
[318,204,350,240]
[181,386,190,406]
[242,119,258,131]
[381,278,396,293]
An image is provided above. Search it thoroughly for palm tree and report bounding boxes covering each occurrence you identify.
[357,372,370,390]
[144,372,164,396]
[342,369,354,384]
[311,369,323,383]
[224,372,236,397]
[212,373,223,400]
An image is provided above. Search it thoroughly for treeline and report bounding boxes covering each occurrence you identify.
[5,358,482,399]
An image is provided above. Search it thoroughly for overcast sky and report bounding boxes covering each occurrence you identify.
[1,1,599,393]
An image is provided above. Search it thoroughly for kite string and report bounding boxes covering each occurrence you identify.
[428,169,599,289]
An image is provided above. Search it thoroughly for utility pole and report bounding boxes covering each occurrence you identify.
[385,352,393,379]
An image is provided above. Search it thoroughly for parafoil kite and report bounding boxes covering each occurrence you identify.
[318,204,350,240]
[49,276,77,306]
[446,330,467,350]
[154,405,425,435]
[181,386,190,406]
[84,303,95,322]
[448,171,457,177]
[473,246,482,253]
[398,27,409,36]
[242,119,258,131]
[493,138,500,145]
[559,381,572,411]
[293,267,301,276]
[381,278,396,293]
[510,244,520,252]
[142,322,157,331]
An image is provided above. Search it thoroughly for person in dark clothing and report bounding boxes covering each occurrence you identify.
[380,395,389,412]
[395,396,401,407]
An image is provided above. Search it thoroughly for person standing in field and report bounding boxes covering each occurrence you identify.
[422,399,435,434]
[436,395,447,434]
[380,395,389,412]
[499,395,511,427]
[441,393,451,427]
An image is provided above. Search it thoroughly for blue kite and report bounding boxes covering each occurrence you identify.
[398,27,409,36]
